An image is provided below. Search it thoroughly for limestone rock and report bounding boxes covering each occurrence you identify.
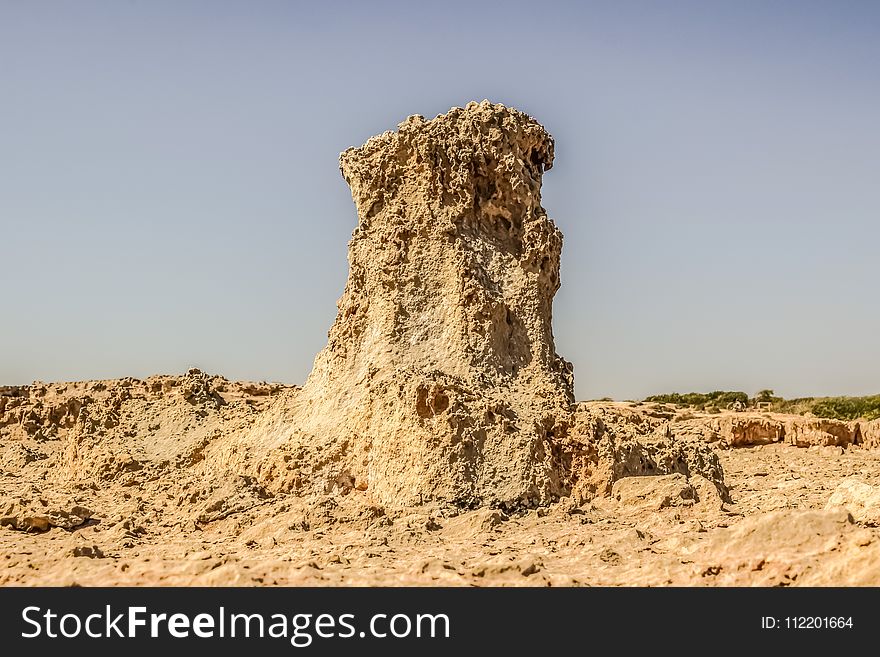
[611,474,695,511]
[826,479,880,525]
[689,474,726,509]
[861,419,880,448]
[192,478,272,526]
[662,413,785,448]
[442,508,507,539]
[808,444,844,458]
[178,368,226,408]
[0,375,293,500]
[664,412,860,449]
[0,496,92,532]
[471,556,544,579]
[785,417,856,447]
[0,104,732,519]
[71,545,105,559]
[251,101,574,508]
[0,442,46,470]
[562,404,728,503]
[666,417,722,443]
[718,416,784,446]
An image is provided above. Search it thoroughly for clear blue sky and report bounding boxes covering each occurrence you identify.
[2,1,878,400]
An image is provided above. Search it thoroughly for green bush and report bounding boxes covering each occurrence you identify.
[808,396,880,421]
[644,390,748,411]
[754,389,777,403]
[645,391,880,420]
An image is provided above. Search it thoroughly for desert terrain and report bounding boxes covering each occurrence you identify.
[3,102,879,586]
[2,373,879,587]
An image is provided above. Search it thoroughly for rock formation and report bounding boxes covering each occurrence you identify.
[252,101,574,508]
[3,103,880,587]
[860,419,880,448]
[784,417,857,447]
[661,411,861,448]
[0,103,729,516]
[233,101,731,510]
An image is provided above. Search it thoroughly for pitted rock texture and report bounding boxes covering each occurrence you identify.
[560,402,729,503]
[0,497,92,532]
[660,411,859,449]
[785,418,857,447]
[248,102,575,508]
[0,372,294,491]
[864,420,880,448]
[720,416,786,446]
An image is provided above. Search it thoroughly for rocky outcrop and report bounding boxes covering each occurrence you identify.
[232,103,737,510]
[562,404,728,503]
[718,416,784,446]
[2,104,734,514]
[609,472,725,512]
[861,419,880,448]
[251,102,575,509]
[0,373,293,484]
[669,415,784,447]
[785,417,856,447]
[664,412,862,449]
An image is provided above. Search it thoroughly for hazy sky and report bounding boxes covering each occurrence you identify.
[2,1,878,400]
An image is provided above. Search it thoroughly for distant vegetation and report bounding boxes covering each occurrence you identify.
[643,391,749,412]
[773,396,880,421]
[643,390,880,421]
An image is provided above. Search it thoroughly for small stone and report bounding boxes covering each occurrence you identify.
[71,545,105,559]
[611,474,695,511]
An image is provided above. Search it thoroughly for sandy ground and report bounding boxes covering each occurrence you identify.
[3,440,880,586]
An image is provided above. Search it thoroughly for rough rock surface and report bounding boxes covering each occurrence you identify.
[861,419,880,448]
[610,474,696,511]
[827,479,880,525]
[237,102,575,509]
[665,414,786,447]
[661,410,859,449]
[536,401,728,504]
[719,416,785,446]
[227,102,728,511]
[785,418,857,447]
[686,509,872,586]
[0,497,92,532]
